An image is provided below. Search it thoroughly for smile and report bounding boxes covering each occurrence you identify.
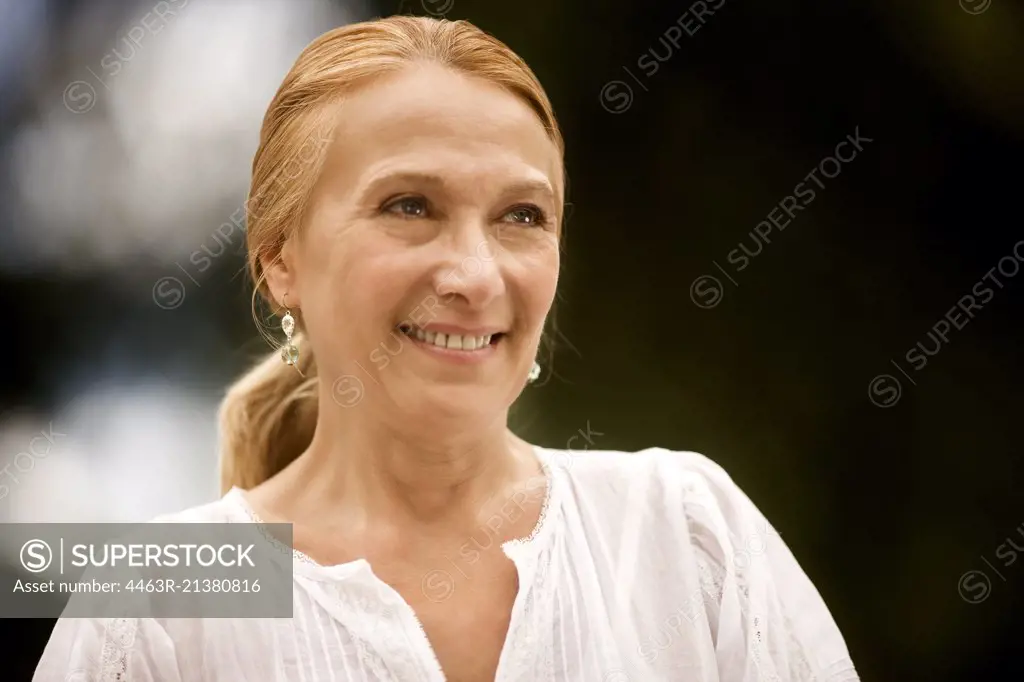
[397,324,505,354]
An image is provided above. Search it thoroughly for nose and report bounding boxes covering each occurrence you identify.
[432,221,506,310]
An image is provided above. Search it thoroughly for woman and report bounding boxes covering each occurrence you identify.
[36,15,858,682]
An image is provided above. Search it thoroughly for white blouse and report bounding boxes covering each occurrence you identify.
[35,446,859,681]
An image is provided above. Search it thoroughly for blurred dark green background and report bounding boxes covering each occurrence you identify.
[1,0,1022,680]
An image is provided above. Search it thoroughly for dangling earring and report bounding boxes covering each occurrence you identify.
[279,293,302,375]
[527,360,542,384]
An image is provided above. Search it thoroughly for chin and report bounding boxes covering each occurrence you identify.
[389,380,510,426]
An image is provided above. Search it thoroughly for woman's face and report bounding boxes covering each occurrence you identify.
[268,61,562,426]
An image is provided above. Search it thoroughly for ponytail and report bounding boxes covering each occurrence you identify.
[217,333,317,493]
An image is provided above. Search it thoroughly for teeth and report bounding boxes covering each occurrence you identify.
[399,326,496,351]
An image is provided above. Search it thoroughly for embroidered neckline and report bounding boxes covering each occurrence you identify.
[501,445,557,556]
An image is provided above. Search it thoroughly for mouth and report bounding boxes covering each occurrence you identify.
[396,323,506,352]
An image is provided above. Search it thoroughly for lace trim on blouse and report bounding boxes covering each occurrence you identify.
[98,617,137,682]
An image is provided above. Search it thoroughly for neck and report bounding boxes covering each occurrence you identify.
[270,397,541,532]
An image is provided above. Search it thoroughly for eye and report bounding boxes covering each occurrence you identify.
[382,195,428,218]
[503,204,548,227]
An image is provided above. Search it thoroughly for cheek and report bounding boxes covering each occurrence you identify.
[294,227,372,343]
[303,227,420,327]
[509,238,559,324]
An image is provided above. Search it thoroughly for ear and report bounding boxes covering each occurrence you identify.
[261,240,301,312]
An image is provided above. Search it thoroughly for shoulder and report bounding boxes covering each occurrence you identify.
[543,443,732,480]
[544,445,750,514]
[544,446,859,679]
[542,445,775,557]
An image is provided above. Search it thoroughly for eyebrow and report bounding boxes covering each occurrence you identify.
[361,170,557,203]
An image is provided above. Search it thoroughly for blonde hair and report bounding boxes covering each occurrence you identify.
[218,15,565,494]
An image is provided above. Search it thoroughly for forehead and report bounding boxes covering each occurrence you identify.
[320,61,562,197]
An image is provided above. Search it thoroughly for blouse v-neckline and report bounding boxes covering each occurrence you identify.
[222,444,562,682]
